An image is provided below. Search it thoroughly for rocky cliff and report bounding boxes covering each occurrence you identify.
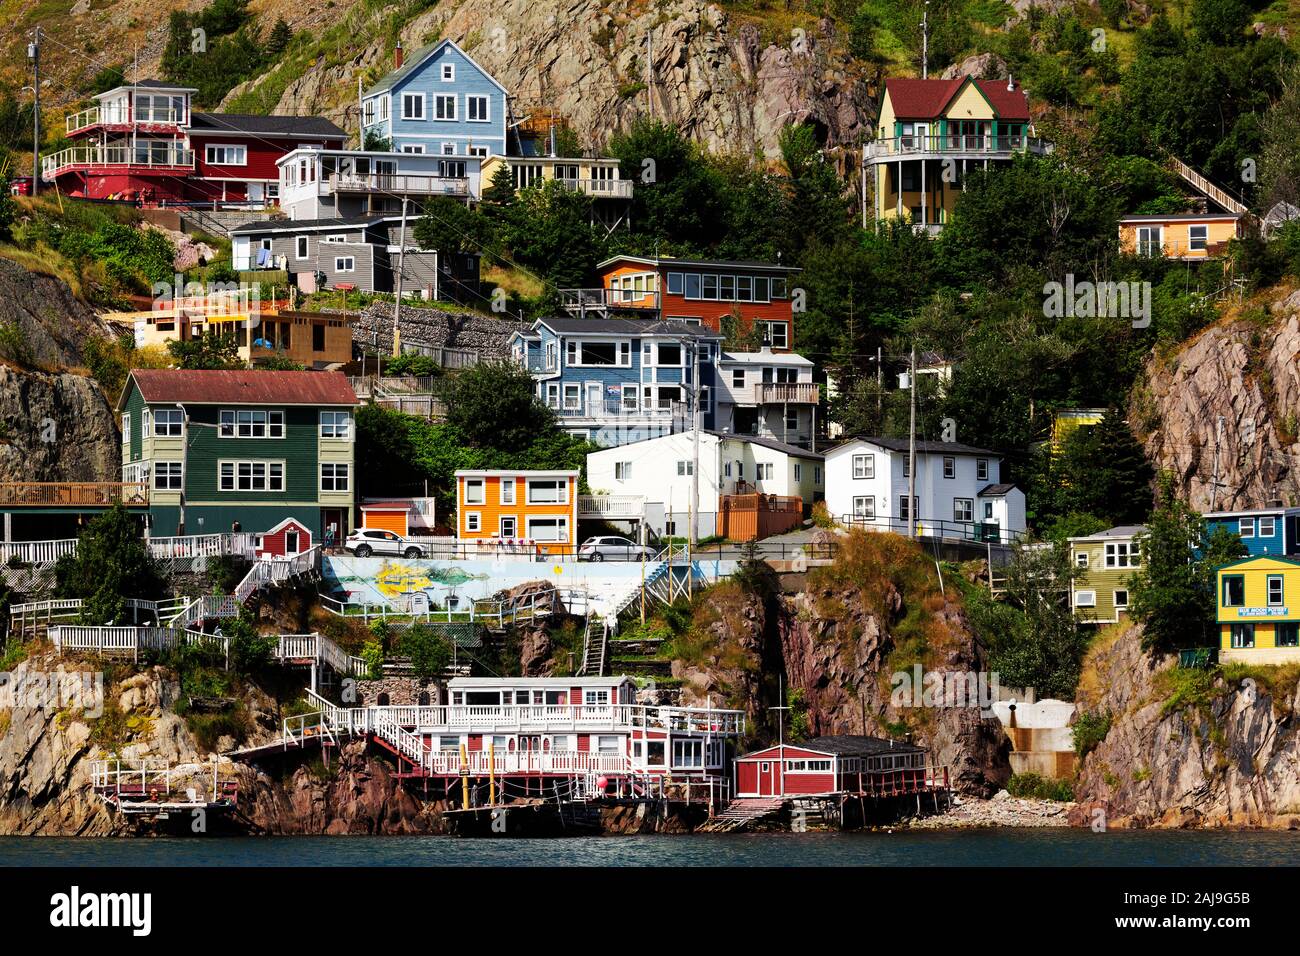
[1071,624,1300,828]
[223,0,875,157]
[1138,287,1300,511]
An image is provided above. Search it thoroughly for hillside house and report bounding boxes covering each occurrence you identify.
[117,369,358,542]
[1068,526,1144,624]
[1119,213,1243,260]
[716,349,819,450]
[824,437,1025,544]
[1204,507,1300,557]
[454,470,579,556]
[1217,555,1300,665]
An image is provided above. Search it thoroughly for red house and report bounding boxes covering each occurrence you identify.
[42,79,346,205]
[735,736,939,797]
[255,517,313,559]
[564,255,802,351]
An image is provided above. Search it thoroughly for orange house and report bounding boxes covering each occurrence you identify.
[454,470,580,556]
[1118,214,1242,260]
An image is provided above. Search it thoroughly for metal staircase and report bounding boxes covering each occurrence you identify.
[576,613,609,676]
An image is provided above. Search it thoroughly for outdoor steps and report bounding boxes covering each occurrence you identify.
[697,797,786,833]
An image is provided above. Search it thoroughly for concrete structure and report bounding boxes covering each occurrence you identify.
[1068,526,1144,625]
[990,699,1077,779]
[586,429,824,540]
[1217,555,1300,665]
[824,437,1025,544]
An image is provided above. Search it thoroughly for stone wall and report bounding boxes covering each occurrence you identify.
[354,676,440,707]
[348,302,527,361]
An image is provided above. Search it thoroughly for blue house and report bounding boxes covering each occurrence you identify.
[511,317,722,447]
[361,39,509,158]
[1204,507,1300,557]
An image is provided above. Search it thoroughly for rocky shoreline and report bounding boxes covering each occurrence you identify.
[902,792,1074,829]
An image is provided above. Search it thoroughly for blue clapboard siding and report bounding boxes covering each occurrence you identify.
[1204,508,1300,557]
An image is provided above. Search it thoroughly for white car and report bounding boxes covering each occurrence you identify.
[345,528,427,559]
[578,536,652,561]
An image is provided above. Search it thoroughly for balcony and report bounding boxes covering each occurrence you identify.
[42,144,194,180]
[65,106,184,136]
[560,288,660,315]
[865,134,1051,162]
[554,177,634,199]
[578,494,646,519]
[753,382,820,405]
[0,482,149,507]
[327,173,470,199]
[554,400,688,422]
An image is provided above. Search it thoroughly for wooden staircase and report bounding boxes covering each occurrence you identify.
[576,613,608,676]
[1167,156,1250,217]
[697,797,786,833]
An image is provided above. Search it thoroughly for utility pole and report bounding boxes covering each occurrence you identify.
[690,338,701,547]
[28,27,40,196]
[908,341,917,539]
[391,197,409,358]
[1210,414,1225,511]
[876,345,883,422]
[921,1,930,80]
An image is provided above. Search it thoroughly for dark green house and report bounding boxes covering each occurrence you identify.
[117,369,359,547]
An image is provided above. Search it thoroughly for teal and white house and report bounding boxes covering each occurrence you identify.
[117,369,359,544]
[360,39,509,158]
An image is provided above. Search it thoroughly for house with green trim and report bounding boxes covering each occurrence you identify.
[864,75,1050,235]
[1068,525,1145,625]
[1216,555,1300,665]
[117,369,358,547]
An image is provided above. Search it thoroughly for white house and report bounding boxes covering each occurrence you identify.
[715,348,819,449]
[824,437,1025,544]
[586,429,824,539]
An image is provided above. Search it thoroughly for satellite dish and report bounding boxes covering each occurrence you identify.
[1262,202,1300,238]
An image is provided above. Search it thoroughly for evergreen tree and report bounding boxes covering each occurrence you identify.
[166,330,242,369]
[0,173,15,243]
[266,18,292,56]
[54,505,164,625]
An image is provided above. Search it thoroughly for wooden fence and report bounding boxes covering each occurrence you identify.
[718,494,803,542]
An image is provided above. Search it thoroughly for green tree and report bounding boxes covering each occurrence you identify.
[1190,0,1250,45]
[226,607,276,675]
[0,173,15,243]
[265,17,292,56]
[400,624,451,681]
[167,330,242,369]
[1049,410,1153,524]
[54,504,164,624]
[412,196,486,256]
[779,123,852,253]
[438,360,556,451]
[504,180,605,289]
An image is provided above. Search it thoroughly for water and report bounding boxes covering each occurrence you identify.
[2,829,1295,867]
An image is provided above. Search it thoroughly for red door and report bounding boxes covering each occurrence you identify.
[758,760,777,796]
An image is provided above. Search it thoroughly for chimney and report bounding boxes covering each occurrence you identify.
[1007,73,1014,93]
[394,40,404,70]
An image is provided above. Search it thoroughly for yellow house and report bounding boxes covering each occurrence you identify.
[1119,214,1241,260]
[480,154,631,201]
[864,75,1048,234]
[1050,408,1107,457]
[1217,556,1300,665]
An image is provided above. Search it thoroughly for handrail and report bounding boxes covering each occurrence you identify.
[865,135,1050,159]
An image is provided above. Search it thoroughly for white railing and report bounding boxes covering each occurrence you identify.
[752,382,820,405]
[0,539,78,564]
[362,702,746,735]
[42,144,195,178]
[327,173,470,197]
[554,177,634,198]
[422,749,632,775]
[66,106,183,134]
[146,532,260,559]
[865,134,1050,159]
[577,494,646,519]
[234,545,320,602]
[50,625,178,659]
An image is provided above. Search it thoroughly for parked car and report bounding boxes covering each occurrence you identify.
[578,536,652,561]
[345,528,427,559]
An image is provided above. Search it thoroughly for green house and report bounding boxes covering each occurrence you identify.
[1067,525,1145,625]
[117,369,359,547]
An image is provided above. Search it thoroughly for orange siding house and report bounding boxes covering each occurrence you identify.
[454,470,580,555]
[1118,214,1241,260]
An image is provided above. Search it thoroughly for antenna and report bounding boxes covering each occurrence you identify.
[921,1,930,80]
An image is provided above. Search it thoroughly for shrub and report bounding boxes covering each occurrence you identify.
[1072,709,1112,758]
[1007,772,1075,801]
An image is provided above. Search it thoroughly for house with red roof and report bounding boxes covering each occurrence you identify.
[117,369,359,543]
[864,75,1049,234]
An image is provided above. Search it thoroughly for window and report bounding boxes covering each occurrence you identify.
[596,735,620,754]
[701,274,718,300]
[1188,224,1208,252]
[218,460,284,492]
[562,384,581,410]
[736,275,753,302]
[500,516,517,538]
[784,408,798,432]
[853,496,875,519]
[611,461,632,482]
[1075,552,1089,568]
[527,517,569,542]
[1075,590,1096,608]
[1231,622,1255,649]
[1240,518,1256,538]
[1259,516,1277,539]
[527,479,568,504]
[434,94,456,120]
[684,274,701,299]
[756,462,774,480]
[220,409,284,439]
[466,95,489,121]
[943,456,956,479]
[762,322,789,349]
[1277,622,1299,647]
[295,235,308,259]
[500,478,516,505]
[656,342,682,366]
[852,454,874,479]
[731,368,746,389]
[122,413,131,447]
[672,739,704,769]
[794,463,802,481]
[204,144,246,165]
[153,408,184,437]
[1223,575,1245,607]
[441,63,455,81]
[984,501,994,520]
[898,496,920,521]
[1268,575,1285,607]
[953,498,973,522]
[153,461,183,490]
[465,512,481,533]
[321,462,350,492]
[1104,541,1139,568]
[335,257,355,273]
[402,144,427,154]
[584,689,610,707]
[402,93,425,119]
[464,478,485,505]
[676,460,694,476]
[785,759,832,772]
[1136,225,1162,257]
[815,466,822,484]
[312,323,326,352]
[1113,589,1129,610]
[977,459,988,481]
[319,411,351,440]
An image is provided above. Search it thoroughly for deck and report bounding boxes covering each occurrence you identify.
[0,481,149,508]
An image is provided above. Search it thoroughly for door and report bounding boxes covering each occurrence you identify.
[283,530,300,555]
[758,761,776,796]
[913,122,930,151]
[586,383,602,417]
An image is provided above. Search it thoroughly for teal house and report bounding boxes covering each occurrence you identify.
[117,369,359,545]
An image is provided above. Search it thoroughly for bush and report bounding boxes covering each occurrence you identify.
[1072,709,1112,758]
[1007,772,1075,801]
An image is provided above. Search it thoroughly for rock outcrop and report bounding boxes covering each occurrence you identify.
[1139,289,1300,511]
[0,366,120,484]
[1072,624,1300,828]
[222,0,876,158]
[0,258,113,369]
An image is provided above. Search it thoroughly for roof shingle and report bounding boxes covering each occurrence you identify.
[124,370,358,408]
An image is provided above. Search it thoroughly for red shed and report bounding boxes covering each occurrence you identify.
[256,517,313,558]
[735,736,932,798]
